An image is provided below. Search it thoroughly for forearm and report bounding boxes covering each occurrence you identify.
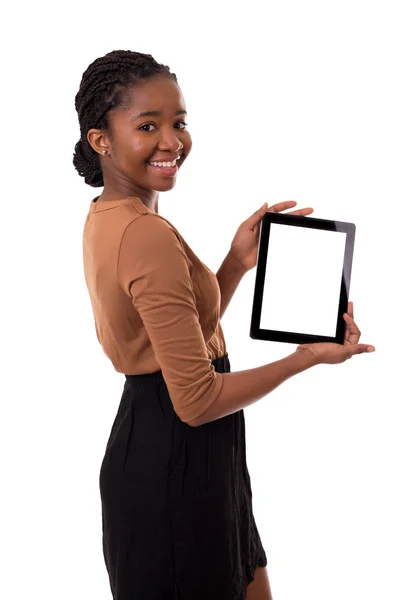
[189,349,317,427]
[216,251,247,318]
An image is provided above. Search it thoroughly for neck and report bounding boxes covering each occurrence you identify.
[95,189,160,213]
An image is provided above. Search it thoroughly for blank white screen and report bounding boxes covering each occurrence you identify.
[260,223,347,337]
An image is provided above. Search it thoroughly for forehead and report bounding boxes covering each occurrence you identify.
[124,75,186,114]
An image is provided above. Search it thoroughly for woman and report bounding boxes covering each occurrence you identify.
[73,50,374,600]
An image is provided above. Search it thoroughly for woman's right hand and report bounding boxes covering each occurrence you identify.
[296,301,375,365]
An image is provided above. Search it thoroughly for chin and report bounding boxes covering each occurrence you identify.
[152,179,177,192]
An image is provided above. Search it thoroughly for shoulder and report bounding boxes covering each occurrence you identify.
[122,207,183,252]
[117,210,191,292]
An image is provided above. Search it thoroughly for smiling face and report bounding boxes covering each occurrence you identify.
[87,74,192,202]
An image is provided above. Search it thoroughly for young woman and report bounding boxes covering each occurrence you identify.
[74,50,375,600]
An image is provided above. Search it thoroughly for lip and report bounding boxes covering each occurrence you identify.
[147,162,178,177]
[148,155,181,164]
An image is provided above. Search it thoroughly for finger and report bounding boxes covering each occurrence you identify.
[346,343,375,357]
[347,301,354,320]
[267,201,297,213]
[244,203,269,228]
[343,312,361,342]
[343,313,361,344]
[287,208,314,216]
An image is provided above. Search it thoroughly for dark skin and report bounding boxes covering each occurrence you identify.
[86,75,374,600]
[87,74,192,212]
[87,74,310,220]
[87,74,276,599]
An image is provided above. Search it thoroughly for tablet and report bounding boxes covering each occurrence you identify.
[250,212,356,345]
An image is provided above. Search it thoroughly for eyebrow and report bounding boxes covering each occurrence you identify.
[131,109,187,121]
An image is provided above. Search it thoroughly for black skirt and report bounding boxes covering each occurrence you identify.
[99,353,267,600]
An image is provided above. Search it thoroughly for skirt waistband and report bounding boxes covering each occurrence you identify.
[124,353,230,386]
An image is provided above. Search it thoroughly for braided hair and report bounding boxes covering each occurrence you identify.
[73,50,177,188]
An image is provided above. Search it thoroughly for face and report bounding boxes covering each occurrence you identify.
[87,75,192,199]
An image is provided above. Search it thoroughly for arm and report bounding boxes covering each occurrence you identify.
[117,217,317,428]
[117,215,226,425]
[188,349,317,427]
[188,306,375,427]
[216,251,247,319]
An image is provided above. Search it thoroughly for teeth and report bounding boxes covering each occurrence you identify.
[149,156,180,168]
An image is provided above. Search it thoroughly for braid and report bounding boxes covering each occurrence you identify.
[73,50,177,188]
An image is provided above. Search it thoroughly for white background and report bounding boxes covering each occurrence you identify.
[1,1,399,599]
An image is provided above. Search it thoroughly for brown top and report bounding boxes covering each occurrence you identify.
[82,195,227,424]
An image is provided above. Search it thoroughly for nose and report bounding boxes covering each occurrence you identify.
[157,129,184,153]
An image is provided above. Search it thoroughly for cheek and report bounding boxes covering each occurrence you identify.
[183,133,193,154]
[118,130,150,156]
[117,139,149,174]
[130,138,150,158]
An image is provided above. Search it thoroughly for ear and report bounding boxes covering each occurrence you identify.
[86,129,110,156]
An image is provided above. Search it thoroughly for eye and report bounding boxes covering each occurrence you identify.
[138,123,156,132]
[138,121,188,132]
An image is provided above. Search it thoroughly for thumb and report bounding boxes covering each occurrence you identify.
[246,202,269,227]
[347,344,375,356]
[253,202,269,215]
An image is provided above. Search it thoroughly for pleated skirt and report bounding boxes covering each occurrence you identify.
[99,353,267,599]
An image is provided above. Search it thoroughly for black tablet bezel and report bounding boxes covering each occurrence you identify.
[250,212,356,345]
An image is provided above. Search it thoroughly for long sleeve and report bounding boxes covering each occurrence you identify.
[117,215,224,424]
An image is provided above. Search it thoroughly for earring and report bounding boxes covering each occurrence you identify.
[102,150,108,155]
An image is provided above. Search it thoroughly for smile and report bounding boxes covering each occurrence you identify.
[146,161,179,177]
[148,155,181,168]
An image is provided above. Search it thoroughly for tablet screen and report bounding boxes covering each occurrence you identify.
[260,223,347,337]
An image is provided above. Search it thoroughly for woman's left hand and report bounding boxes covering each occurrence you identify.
[229,200,314,272]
